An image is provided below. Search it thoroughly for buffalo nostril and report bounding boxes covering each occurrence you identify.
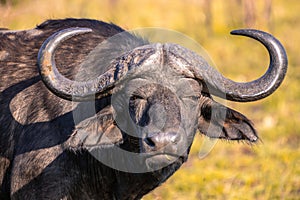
[144,137,156,148]
[144,131,181,149]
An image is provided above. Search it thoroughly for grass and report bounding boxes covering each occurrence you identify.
[1,0,299,199]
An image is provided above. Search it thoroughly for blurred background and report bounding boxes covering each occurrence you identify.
[0,0,299,199]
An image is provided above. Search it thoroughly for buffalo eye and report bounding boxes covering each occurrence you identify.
[128,94,149,125]
[186,95,200,101]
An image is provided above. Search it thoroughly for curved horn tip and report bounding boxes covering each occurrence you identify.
[230,29,250,35]
[38,27,93,55]
[50,27,93,41]
[230,29,267,36]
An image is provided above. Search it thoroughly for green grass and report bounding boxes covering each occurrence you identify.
[1,0,299,199]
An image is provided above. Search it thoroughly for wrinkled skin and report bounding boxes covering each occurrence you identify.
[0,19,259,200]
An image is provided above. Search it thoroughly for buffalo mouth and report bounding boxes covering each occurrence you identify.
[144,152,186,170]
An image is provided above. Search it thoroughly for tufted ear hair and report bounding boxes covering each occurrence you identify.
[198,95,258,142]
[69,106,123,150]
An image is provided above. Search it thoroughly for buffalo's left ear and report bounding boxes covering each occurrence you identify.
[69,106,123,149]
[198,96,258,142]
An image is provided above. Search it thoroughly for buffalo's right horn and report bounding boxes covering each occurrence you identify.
[38,28,159,102]
[38,28,127,101]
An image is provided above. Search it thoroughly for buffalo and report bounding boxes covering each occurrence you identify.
[0,18,287,199]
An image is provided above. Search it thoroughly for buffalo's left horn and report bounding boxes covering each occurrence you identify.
[170,29,288,102]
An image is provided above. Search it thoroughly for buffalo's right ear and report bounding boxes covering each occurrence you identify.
[69,106,123,149]
[198,96,258,142]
